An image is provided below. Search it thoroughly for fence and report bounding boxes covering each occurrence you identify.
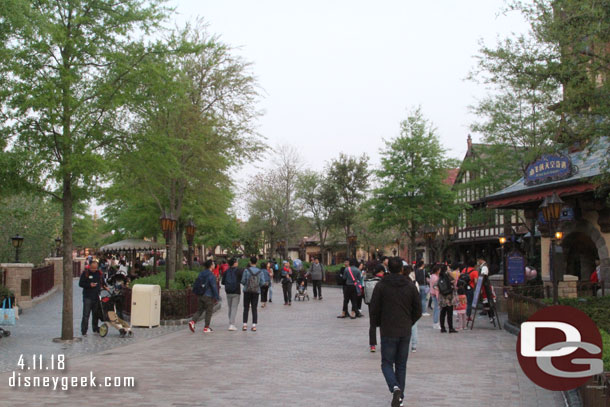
[31,264,54,298]
[579,374,610,407]
[72,261,81,277]
[505,290,547,326]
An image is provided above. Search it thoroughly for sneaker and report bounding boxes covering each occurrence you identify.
[228,325,237,331]
[370,345,376,353]
[203,327,214,333]
[411,347,416,353]
[440,327,447,333]
[319,296,323,300]
[251,324,257,332]
[188,320,195,333]
[449,328,458,333]
[391,386,401,407]
[400,399,404,407]
[242,324,248,331]
[422,312,430,316]
[433,323,441,329]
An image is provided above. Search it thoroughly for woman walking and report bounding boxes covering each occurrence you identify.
[281,261,293,306]
[260,261,271,308]
[429,264,441,329]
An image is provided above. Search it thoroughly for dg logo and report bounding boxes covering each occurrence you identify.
[517,305,604,391]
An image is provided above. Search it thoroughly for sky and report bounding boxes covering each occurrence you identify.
[170,0,530,171]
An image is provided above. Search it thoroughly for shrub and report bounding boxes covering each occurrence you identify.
[131,270,199,290]
[601,329,610,371]
[0,285,15,304]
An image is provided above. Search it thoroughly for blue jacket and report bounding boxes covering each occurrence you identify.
[241,266,265,294]
[199,269,220,300]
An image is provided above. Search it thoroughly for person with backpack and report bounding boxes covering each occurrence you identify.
[189,259,220,333]
[281,261,293,306]
[454,263,468,330]
[369,257,422,407]
[241,256,265,331]
[436,264,457,333]
[221,258,243,331]
[259,261,272,308]
[414,261,430,317]
[463,259,479,321]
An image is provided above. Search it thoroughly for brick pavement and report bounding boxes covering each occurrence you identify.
[0,284,564,406]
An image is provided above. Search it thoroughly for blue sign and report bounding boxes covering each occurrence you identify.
[506,251,525,285]
[525,155,573,186]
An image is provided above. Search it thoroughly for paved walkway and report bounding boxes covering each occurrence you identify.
[0,284,563,406]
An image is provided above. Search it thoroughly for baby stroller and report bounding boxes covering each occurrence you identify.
[0,327,10,340]
[98,287,133,338]
[294,277,310,301]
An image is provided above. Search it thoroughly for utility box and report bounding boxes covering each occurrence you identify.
[131,284,161,328]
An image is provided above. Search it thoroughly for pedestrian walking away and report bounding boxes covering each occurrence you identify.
[259,261,272,308]
[79,260,105,336]
[339,259,362,319]
[241,256,266,331]
[307,257,325,300]
[370,257,422,407]
[414,260,430,317]
[189,260,220,334]
[221,258,243,331]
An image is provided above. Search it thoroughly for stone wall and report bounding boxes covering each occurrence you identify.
[1,263,34,308]
[45,257,64,288]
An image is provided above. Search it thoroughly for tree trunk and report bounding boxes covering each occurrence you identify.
[61,175,74,340]
[408,231,416,264]
[176,223,183,271]
[167,228,176,283]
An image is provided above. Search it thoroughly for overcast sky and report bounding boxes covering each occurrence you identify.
[172,0,529,168]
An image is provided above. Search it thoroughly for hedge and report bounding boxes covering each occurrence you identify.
[131,270,198,290]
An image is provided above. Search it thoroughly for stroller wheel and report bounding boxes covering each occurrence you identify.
[128,330,133,337]
[99,323,109,338]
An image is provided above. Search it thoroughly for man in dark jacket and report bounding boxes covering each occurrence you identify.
[189,259,220,333]
[79,260,105,336]
[370,257,422,407]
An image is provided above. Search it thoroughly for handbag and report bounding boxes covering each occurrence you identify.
[347,267,363,296]
[0,298,16,326]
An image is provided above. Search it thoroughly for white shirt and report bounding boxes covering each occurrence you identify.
[480,263,489,276]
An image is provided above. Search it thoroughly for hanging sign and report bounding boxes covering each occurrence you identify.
[525,155,574,186]
[506,251,526,285]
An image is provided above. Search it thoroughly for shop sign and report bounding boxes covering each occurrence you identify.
[525,155,574,186]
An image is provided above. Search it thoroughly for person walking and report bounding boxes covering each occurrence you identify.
[265,261,274,303]
[221,258,243,331]
[429,264,441,329]
[189,259,220,333]
[241,256,265,331]
[307,257,325,300]
[370,257,422,407]
[281,261,293,306]
[406,264,419,352]
[259,261,271,308]
[414,261,430,317]
[79,260,105,336]
[437,264,457,333]
[338,259,362,319]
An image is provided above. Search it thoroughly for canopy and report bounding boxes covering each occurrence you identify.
[100,239,162,253]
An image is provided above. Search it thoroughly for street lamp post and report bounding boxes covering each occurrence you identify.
[499,235,507,286]
[185,219,196,270]
[160,210,177,289]
[55,237,62,257]
[539,192,564,305]
[423,226,437,263]
[11,235,24,263]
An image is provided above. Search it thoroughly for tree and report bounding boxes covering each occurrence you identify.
[327,153,370,258]
[369,108,461,262]
[0,0,168,341]
[296,170,337,264]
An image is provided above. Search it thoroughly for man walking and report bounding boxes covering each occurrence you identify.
[79,260,105,336]
[307,257,325,300]
[189,259,220,333]
[221,258,243,331]
[370,257,422,407]
[241,256,265,331]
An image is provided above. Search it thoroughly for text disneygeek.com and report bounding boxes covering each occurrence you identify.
[9,371,136,391]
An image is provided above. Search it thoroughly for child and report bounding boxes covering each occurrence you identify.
[455,278,468,330]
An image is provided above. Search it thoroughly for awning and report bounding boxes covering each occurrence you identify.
[100,239,163,253]
[486,183,595,209]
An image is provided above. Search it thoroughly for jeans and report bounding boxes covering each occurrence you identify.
[282,282,292,304]
[380,335,411,399]
[226,293,240,326]
[191,295,215,327]
[81,297,100,335]
[312,280,322,298]
[260,285,269,303]
[409,321,418,350]
[419,285,429,312]
[440,306,454,330]
[269,285,273,301]
[466,288,474,318]
[432,296,439,324]
[243,292,259,324]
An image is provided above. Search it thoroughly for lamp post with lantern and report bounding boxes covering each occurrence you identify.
[185,219,196,270]
[160,210,177,289]
[539,192,565,305]
[499,235,507,285]
[11,235,24,263]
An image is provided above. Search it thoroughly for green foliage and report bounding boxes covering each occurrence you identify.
[132,270,198,290]
[0,194,61,265]
[0,285,15,303]
[543,295,610,334]
[369,108,461,260]
[601,329,610,371]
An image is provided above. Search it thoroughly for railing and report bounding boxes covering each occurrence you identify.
[576,281,606,298]
[579,374,610,407]
[72,261,81,278]
[505,290,548,326]
[31,264,54,298]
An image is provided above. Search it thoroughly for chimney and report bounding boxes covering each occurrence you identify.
[467,134,472,151]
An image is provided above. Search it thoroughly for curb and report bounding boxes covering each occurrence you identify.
[504,319,582,407]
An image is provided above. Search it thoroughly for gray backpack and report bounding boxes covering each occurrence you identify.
[245,269,262,293]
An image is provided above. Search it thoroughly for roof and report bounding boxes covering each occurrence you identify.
[443,168,459,186]
[486,137,608,206]
[100,239,163,253]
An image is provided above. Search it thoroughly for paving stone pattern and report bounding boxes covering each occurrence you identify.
[0,283,563,406]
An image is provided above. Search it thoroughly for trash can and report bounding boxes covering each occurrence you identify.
[131,284,161,328]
